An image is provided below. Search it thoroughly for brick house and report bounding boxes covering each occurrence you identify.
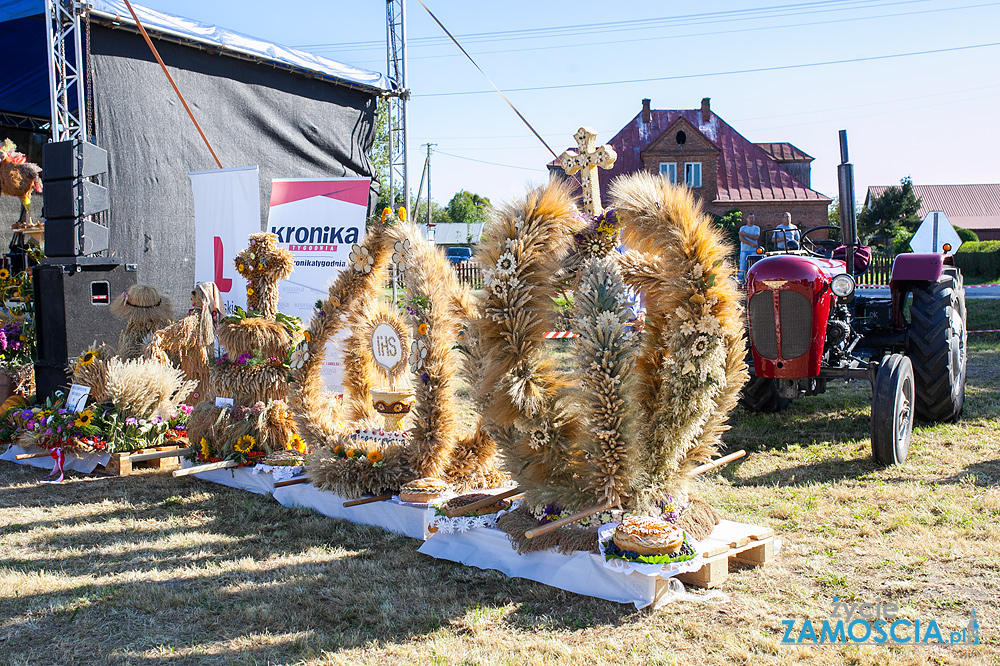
[548,98,832,231]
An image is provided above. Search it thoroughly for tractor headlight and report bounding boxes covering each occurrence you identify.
[831,274,856,298]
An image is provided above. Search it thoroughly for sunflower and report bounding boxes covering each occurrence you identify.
[78,349,98,366]
[303,331,311,343]
[200,437,212,458]
[417,322,428,335]
[367,449,383,463]
[234,434,255,454]
[333,444,344,456]
[287,434,307,455]
[74,411,93,427]
[0,268,9,280]
[345,448,357,459]
[247,287,255,296]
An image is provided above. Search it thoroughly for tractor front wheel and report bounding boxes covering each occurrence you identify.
[871,354,914,466]
[908,272,966,422]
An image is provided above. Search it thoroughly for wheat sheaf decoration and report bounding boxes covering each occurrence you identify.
[478,171,747,552]
[388,222,507,489]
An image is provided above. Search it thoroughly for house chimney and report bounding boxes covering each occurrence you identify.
[701,97,711,123]
[642,98,651,124]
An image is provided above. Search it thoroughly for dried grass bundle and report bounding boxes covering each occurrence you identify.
[443,424,509,491]
[306,436,417,499]
[610,172,747,508]
[388,222,474,479]
[496,507,598,555]
[211,363,288,405]
[217,317,292,359]
[146,304,216,404]
[290,220,393,447]
[187,400,297,457]
[70,344,116,402]
[234,233,294,318]
[110,285,173,359]
[473,180,590,508]
[104,357,197,419]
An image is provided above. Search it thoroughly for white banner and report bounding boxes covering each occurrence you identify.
[268,178,370,394]
[190,166,262,315]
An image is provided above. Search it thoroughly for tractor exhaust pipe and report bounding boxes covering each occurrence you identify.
[837,129,859,276]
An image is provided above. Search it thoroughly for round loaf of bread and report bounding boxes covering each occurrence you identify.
[399,477,449,503]
[613,516,684,556]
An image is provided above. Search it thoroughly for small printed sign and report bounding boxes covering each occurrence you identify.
[65,384,91,412]
[215,397,234,408]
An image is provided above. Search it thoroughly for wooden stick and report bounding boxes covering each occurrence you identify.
[172,460,238,477]
[445,487,523,518]
[342,493,392,507]
[15,451,52,460]
[691,449,747,476]
[524,502,612,539]
[127,447,193,462]
[273,476,311,488]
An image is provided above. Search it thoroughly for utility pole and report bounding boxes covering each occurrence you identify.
[424,143,435,242]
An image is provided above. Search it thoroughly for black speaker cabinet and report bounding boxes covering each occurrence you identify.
[32,260,136,401]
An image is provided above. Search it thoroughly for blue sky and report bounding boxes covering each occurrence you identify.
[150,0,1000,211]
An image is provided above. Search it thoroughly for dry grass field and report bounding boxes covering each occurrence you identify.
[1,304,998,665]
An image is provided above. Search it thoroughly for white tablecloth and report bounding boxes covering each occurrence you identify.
[273,483,434,540]
[178,458,277,495]
[1,443,111,474]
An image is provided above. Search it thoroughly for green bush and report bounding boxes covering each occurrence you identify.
[954,240,1000,278]
[955,226,979,243]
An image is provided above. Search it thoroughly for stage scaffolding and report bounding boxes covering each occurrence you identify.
[386,0,409,214]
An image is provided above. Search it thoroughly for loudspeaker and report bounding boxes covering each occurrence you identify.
[42,139,111,257]
[32,260,136,401]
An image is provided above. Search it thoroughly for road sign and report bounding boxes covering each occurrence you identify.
[909,211,962,255]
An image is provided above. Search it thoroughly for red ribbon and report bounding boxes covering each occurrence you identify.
[43,447,65,484]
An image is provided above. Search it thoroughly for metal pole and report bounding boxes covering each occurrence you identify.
[426,143,434,241]
[400,0,409,214]
[932,211,939,253]
[837,129,858,277]
[412,152,429,226]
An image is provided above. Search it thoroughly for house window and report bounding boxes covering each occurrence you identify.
[659,162,677,184]
[684,162,702,188]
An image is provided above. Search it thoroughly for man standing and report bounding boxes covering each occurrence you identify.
[775,211,800,251]
[738,213,761,282]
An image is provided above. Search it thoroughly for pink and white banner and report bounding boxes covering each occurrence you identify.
[190,166,262,315]
[268,178,370,394]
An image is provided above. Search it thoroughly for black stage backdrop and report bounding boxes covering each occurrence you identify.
[88,23,379,313]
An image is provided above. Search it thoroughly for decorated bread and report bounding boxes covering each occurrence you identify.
[613,516,684,556]
[443,492,511,515]
[399,477,449,503]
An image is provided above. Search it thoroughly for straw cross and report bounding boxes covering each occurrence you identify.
[559,127,617,217]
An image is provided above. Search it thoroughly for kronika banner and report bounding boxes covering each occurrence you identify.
[190,166,262,314]
[268,178,370,393]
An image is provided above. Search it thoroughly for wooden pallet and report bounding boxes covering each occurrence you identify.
[100,443,191,476]
[672,520,777,590]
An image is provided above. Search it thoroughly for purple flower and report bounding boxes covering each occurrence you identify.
[26,421,34,430]
[0,329,7,351]
[236,352,251,364]
[58,409,67,415]
[175,424,186,432]
[19,409,32,419]
[45,428,52,435]
[126,417,138,426]
[421,372,429,384]
[57,427,62,433]
[152,416,163,424]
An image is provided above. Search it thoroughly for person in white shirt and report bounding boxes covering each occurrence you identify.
[775,211,800,251]
[738,213,761,281]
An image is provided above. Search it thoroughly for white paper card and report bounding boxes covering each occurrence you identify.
[65,384,91,412]
[215,397,234,408]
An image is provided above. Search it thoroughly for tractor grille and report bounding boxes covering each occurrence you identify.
[748,291,778,359]
[778,290,812,359]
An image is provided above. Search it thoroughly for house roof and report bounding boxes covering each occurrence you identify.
[560,106,830,206]
[756,142,814,163]
[867,184,1000,231]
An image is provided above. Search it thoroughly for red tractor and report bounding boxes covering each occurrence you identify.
[741,132,967,465]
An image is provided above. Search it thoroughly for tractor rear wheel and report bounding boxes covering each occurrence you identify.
[908,272,966,422]
[739,377,791,412]
[871,354,914,466]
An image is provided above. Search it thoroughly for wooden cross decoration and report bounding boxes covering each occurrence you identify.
[559,127,617,217]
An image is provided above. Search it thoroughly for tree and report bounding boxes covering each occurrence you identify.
[857,177,923,252]
[712,208,742,256]
[447,190,491,243]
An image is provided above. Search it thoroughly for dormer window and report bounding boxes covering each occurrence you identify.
[676,131,687,145]
[659,162,677,184]
[684,162,702,188]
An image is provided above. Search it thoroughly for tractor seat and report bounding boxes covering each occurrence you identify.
[832,245,872,274]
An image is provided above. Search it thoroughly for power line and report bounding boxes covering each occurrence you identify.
[416,41,1000,97]
[340,1,999,66]
[432,150,548,172]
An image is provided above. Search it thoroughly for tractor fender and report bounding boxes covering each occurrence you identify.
[890,253,945,283]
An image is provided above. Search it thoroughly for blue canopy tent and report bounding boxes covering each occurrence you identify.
[0,0,393,308]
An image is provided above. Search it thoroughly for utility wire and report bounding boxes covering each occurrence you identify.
[417,41,1000,97]
[433,151,549,172]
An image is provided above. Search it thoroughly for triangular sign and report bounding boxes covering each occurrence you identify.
[909,211,962,255]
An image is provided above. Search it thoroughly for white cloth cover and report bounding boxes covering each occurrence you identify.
[1,444,111,474]
[251,463,304,483]
[273,483,433,540]
[417,526,660,608]
[178,458,276,495]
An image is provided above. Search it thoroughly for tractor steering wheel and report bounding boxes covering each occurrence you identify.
[798,225,843,258]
